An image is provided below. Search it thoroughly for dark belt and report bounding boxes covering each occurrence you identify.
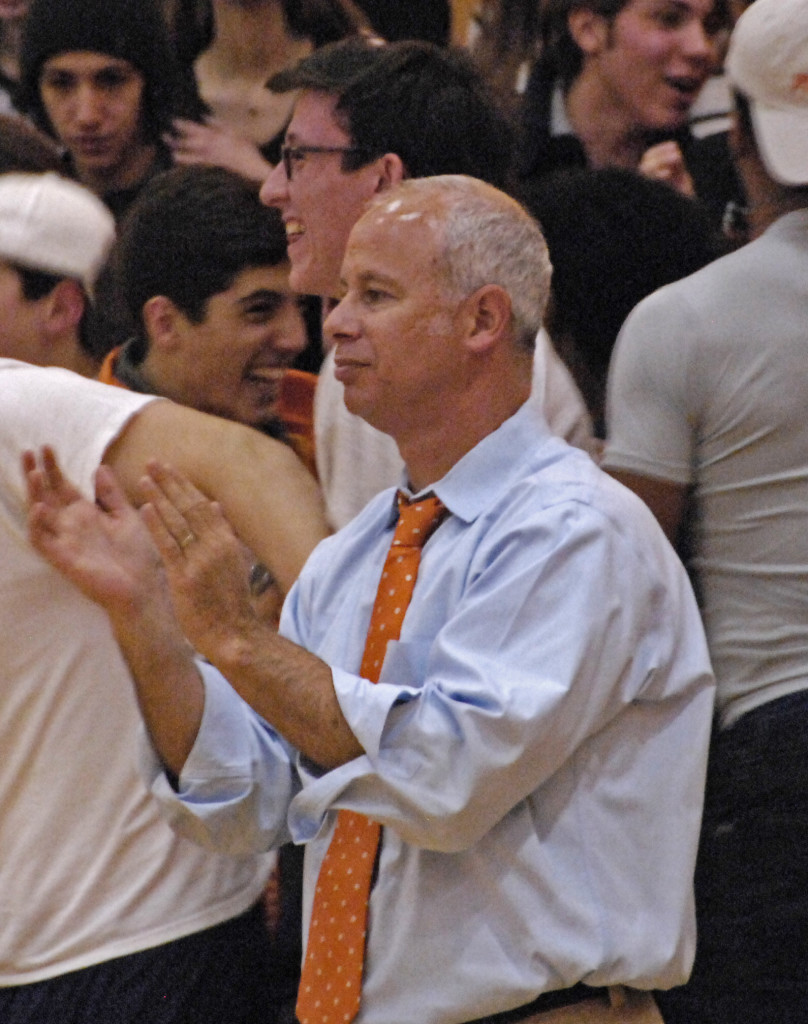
[466,982,610,1024]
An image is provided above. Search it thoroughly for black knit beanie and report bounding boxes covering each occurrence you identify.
[17,0,195,139]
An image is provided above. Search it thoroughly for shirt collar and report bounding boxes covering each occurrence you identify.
[550,82,575,138]
[396,401,552,526]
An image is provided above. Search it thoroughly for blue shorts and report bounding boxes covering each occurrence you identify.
[0,902,286,1024]
[657,689,808,1024]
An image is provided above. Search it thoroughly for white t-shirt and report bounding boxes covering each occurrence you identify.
[0,359,272,983]
[604,211,808,727]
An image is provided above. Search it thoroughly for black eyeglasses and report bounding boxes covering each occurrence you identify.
[280,144,369,181]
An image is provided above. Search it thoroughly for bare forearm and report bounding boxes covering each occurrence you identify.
[25,447,206,777]
[208,622,363,770]
[109,596,205,778]
[105,402,330,594]
[606,468,687,547]
[200,423,329,591]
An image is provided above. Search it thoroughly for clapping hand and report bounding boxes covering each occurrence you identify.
[25,447,165,620]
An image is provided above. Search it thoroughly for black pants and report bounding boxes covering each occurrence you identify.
[657,690,808,1024]
[0,902,284,1024]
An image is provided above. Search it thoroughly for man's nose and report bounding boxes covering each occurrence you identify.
[323,294,358,348]
[680,18,713,66]
[73,84,104,125]
[271,302,308,359]
[260,160,289,208]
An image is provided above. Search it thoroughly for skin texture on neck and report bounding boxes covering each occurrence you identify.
[195,0,313,144]
[397,358,532,492]
[18,326,97,377]
[53,332,98,377]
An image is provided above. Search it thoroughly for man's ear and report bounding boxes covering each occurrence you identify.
[568,7,610,57]
[43,279,85,337]
[463,284,513,354]
[373,152,406,194]
[142,295,182,352]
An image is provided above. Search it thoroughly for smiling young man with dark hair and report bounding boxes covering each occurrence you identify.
[98,165,313,466]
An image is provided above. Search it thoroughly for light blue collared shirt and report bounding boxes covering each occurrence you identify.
[144,402,714,1024]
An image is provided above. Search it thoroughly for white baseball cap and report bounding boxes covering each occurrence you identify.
[0,172,116,297]
[726,0,808,186]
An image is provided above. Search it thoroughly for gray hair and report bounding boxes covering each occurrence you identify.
[376,175,552,352]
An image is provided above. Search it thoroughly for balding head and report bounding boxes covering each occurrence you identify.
[361,176,552,352]
[324,176,544,484]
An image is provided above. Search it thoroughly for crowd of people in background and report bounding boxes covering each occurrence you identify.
[0,0,806,1022]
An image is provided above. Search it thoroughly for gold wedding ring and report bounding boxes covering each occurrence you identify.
[179,532,195,550]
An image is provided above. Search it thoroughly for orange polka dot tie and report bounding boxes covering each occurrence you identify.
[296,492,448,1024]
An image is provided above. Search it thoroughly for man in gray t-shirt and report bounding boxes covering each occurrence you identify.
[603,1,808,1020]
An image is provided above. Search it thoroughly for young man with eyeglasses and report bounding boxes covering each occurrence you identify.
[263,38,513,299]
[260,37,598,528]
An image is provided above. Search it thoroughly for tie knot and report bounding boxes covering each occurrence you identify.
[392,492,447,549]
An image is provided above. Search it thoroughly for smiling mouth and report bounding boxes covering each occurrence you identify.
[246,367,284,385]
[285,220,305,243]
[333,359,369,382]
[666,76,703,100]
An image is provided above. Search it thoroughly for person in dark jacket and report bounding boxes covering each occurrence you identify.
[17,0,203,220]
[516,0,744,233]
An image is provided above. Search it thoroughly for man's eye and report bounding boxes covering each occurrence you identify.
[242,294,284,321]
[96,71,131,89]
[655,11,684,29]
[649,4,687,29]
[244,306,278,322]
[42,75,75,91]
[363,289,388,305]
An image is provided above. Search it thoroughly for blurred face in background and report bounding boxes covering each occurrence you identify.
[573,0,723,132]
[0,1,28,20]
[39,51,152,190]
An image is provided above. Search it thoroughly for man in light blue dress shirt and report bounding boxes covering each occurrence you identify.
[27,176,714,1024]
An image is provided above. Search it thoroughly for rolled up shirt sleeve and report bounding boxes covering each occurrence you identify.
[140,659,298,856]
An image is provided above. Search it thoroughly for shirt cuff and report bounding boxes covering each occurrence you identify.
[139,660,295,855]
[288,668,420,842]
